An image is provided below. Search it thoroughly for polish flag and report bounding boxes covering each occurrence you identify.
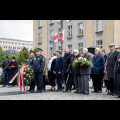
[52,33,59,44]
[61,29,65,43]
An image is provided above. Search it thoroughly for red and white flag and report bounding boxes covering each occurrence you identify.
[52,33,59,44]
[61,29,65,43]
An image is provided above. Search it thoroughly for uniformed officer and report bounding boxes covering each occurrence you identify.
[27,50,35,92]
[30,48,45,93]
[26,50,35,66]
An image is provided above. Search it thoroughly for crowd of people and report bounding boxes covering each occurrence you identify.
[1,44,120,98]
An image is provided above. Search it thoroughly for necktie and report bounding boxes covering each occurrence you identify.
[110,52,113,57]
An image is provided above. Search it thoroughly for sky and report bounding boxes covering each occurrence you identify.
[0,20,33,41]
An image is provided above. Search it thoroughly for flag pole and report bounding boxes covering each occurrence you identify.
[61,20,63,56]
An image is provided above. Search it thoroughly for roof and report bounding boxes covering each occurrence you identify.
[0,37,33,43]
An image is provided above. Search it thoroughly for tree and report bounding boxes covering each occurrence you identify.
[0,46,4,67]
[33,47,37,57]
[17,47,29,67]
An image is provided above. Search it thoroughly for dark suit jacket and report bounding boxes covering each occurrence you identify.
[54,56,63,78]
[63,52,73,73]
[80,53,92,75]
[106,51,119,78]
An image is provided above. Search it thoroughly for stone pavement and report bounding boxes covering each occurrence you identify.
[0,81,119,100]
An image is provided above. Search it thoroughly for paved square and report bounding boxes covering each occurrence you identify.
[0,81,119,100]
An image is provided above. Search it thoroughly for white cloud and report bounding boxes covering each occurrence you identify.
[0,20,33,41]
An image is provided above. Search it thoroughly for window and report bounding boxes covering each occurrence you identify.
[78,23,84,35]
[50,47,53,52]
[68,25,72,37]
[50,30,55,42]
[50,20,54,24]
[38,33,42,44]
[38,20,42,27]
[68,45,72,53]
[78,43,83,54]
[96,40,103,48]
[96,20,103,32]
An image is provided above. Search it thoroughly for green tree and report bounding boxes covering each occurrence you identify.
[33,47,37,57]
[0,46,4,67]
[17,47,29,68]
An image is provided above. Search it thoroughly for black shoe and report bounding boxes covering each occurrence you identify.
[62,87,64,89]
[3,85,6,87]
[36,90,42,93]
[110,92,113,95]
[107,92,113,95]
[112,94,117,96]
[64,90,68,92]
[77,92,82,94]
[74,91,78,93]
[98,91,102,93]
[85,93,89,95]
[57,89,60,92]
[29,90,34,93]
[118,96,120,98]
[91,91,97,93]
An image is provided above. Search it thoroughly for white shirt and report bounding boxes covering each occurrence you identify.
[48,56,57,71]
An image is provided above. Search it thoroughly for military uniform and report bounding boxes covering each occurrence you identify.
[31,48,45,92]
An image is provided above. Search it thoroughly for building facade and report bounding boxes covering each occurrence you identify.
[0,38,33,52]
[33,20,120,58]
[33,20,48,58]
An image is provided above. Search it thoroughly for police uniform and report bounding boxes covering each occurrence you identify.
[27,50,35,92]
[26,50,35,66]
[31,48,45,92]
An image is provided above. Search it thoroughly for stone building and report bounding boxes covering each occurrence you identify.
[0,38,33,52]
[33,20,120,58]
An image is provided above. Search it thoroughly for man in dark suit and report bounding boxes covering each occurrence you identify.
[63,47,73,91]
[53,51,63,91]
[105,44,120,95]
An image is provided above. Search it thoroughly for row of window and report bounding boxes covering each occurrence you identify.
[2,46,33,50]
[0,41,33,46]
[50,40,103,54]
[38,20,103,38]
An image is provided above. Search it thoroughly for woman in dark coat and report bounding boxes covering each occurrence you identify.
[9,56,18,87]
